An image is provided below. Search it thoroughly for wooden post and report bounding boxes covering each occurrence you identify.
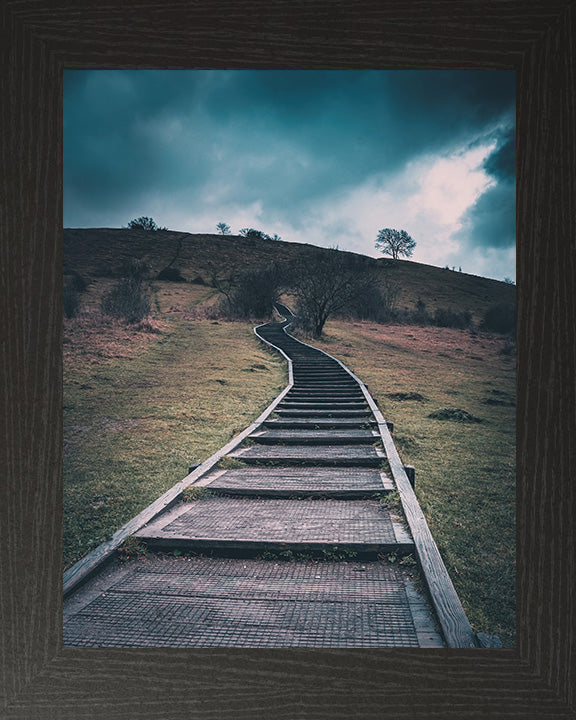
[404,465,415,488]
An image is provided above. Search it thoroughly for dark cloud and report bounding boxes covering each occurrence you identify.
[457,180,516,251]
[452,125,516,253]
[64,69,515,277]
[483,130,515,181]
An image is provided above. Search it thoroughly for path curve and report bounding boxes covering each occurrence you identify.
[64,305,491,648]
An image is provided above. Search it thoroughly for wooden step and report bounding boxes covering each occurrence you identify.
[249,429,378,445]
[264,418,376,429]
[278,402,369,410]
[292,383,357,389]
[203,466,393,496]
[293,375,353,381]
[63,557,443,648]
[289,388,361,394]
[136,497,413,554]
[284,396,366,404]
[275,409,373,418]
[229,444,385,466]
[284,388,365,402]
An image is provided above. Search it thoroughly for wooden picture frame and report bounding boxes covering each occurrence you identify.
[1,1,574,716]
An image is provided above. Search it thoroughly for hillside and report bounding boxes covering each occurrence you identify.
[64,228,515,324]
[63,227,516,646]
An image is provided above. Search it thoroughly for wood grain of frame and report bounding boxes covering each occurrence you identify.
[1,0,574,717]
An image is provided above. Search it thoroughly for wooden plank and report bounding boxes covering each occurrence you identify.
[204,466,389,496]
[250,429,377,444]
[231,444,385,467]
[264,418,376,428]
[276,409,372,417]
[279,401,368,409]
[135,496,410,549]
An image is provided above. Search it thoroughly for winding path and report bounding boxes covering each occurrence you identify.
[63,305,487,648]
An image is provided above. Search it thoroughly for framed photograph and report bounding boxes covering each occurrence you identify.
[2,1,574,717]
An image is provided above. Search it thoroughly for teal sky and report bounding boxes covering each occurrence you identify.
[64,70,515,281]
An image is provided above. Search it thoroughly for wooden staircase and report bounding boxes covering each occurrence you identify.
[63,304,491,648]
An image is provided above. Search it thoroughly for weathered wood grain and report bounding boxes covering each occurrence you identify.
[204,466,391,496]
[250,429,377,444]
[231,444,385,466]
[135,496,408,549]
[264,418,376,428]
[1,0,575,717]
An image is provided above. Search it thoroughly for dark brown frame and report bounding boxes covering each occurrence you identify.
[1,1,574,717]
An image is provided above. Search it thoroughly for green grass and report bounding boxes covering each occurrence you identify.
[306,319,516,647]
[63,313,286,569]
[64,228,515,645]
[181,486,212,502]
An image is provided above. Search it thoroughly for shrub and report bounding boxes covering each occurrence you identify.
[64,269,86,292]
[219,264,285,319]
[101,278,151,323]
[428,407,483,423]
[94,262,116,278]
[134,317,163,334]
[499,339,516,356]
[344,285,398,323]
[482,303,516,334]
[63,282,80,318]
[157,267,186,282]
[127,216,159,231]
[239,228,269,240]
[412,298,431,325]
[119,257,149,281]
[433,307,472,329]
[386,392,427,402]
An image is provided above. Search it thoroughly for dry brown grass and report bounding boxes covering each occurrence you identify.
[303,319,516,646]
[65,229,514,326]
[63,313,169,373]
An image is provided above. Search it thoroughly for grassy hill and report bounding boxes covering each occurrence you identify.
[64,228,514,324]
[63,227,515,646]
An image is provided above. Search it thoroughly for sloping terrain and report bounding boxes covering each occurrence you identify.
[63,227,515,645]
[64,228,514,323]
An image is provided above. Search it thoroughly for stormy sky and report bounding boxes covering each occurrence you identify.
[64,70,515,281]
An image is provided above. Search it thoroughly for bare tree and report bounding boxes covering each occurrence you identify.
[203,258,242,305]
[375,228,416,260]
[291,249,378,337]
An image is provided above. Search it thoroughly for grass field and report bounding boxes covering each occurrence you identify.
[64,229,515,646]
[302,319,516,646]
[63,311,286,569]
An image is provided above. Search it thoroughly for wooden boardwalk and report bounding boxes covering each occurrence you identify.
[63,304,488,648]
